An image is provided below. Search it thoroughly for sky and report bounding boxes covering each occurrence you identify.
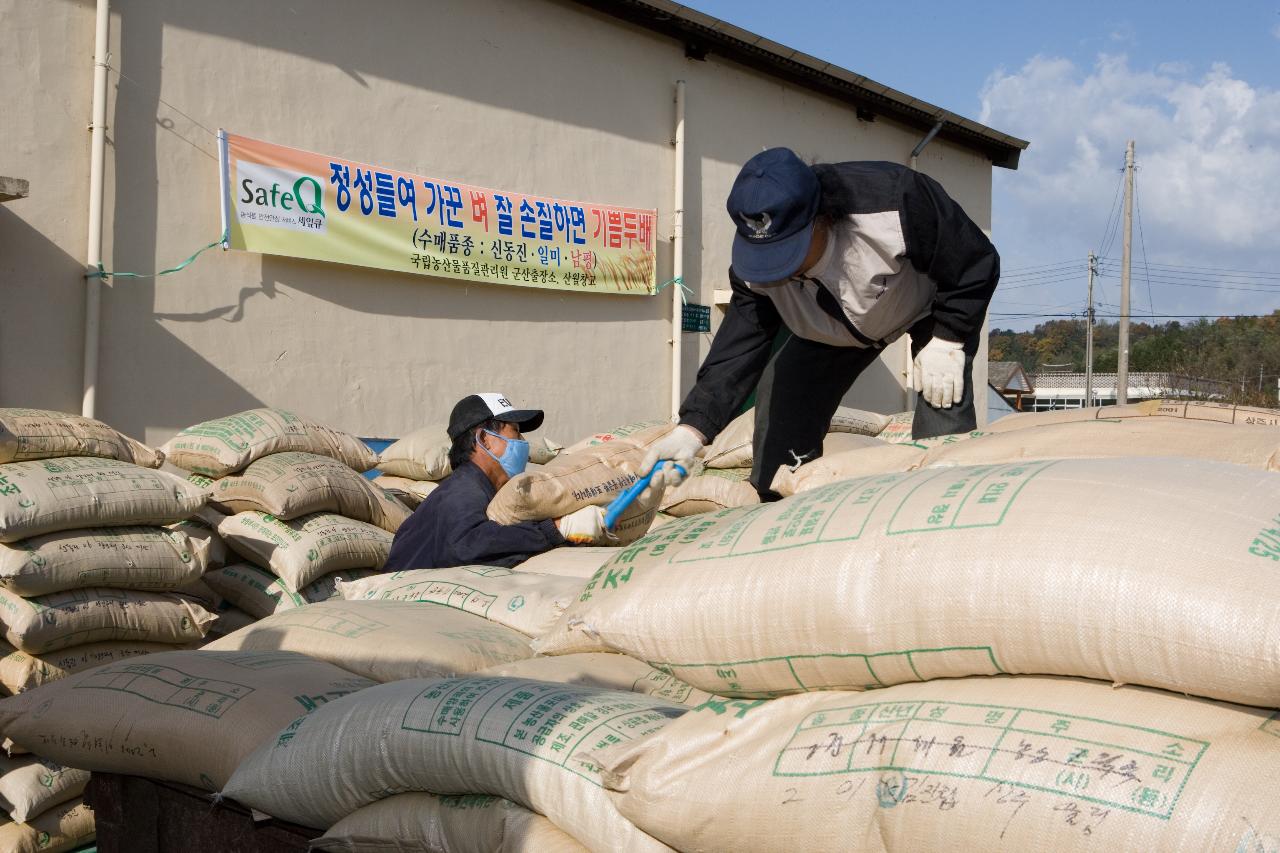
[684,0,1280,330]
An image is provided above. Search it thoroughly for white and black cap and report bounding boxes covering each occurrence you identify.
[447,392,544,440]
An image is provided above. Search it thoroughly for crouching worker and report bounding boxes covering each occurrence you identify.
[384,393,611,570]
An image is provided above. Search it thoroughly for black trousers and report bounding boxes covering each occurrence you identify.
[750,316,982,500]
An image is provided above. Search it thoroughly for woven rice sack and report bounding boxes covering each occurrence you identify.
[538,457,1280,707]
[312,792,587,853]
[0,522,222,598]
[205,600,533,683]
[221,676,681,851]
[0,798,94,853]
[564,420,672,454]
[0,459,206,544]
[479,653,718,707]
[202,562,374,620]
[338,566,584,638]
[377,427,562,482]
[986,398,1280,433]
[488,425,672,545]
[160,408,377,477]
[371,475,436,509]
[875,410,917,443]
[659,468,760,517]
[593,676,1280,853]
[827,406,893,436]
[770,442,927,496]
[216,512,392,592]
[0,640,182,695]
[208,452,410,532]
[514,547,620,579]
[920,418,1280,471]
[702,411,891,470]
[0,587,215,654]
[0,650,373,790]
[0,755,87,823]
[0,408,161,468]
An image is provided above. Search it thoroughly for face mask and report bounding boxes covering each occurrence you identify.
[480,429,530,478]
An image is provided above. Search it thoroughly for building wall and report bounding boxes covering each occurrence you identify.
[0,0,997,446]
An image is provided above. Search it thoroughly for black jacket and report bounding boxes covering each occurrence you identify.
[679,161,1000,442]
[383,461,564,570]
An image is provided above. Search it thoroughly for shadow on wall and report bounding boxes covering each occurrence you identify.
[0,208,88,411]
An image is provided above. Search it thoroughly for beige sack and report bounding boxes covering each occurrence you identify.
[595,676,1280,853]
[479,653,718,707]
[659,468,760,517]
[338,566,584,638]
[221,675,681,851]
[0,640,181,695]
[0,798,94,853]
[203,562,374,620]
[987,398,1280,433]
[312,792,587,853]
[377,427,562,481]
[207,605,257,638]
[216,511,392,592]
[205,600,533,683]
[0,408,161,469]
[160,408,377,477]
[488,425,673,545]
[0,458,206,544]
[371,475,436,508]
[515,547,620,579]
[0,650,373,790]
[538,457,1280,707]
[771,442,927,496]
[920,418,1280,471]
[564,419,671,454]
[0,522,221,598]
[0,755,87,823]
[828,406,893,436]
[875,410,917,443]
[0,587,215,654]
[208,452,410,532]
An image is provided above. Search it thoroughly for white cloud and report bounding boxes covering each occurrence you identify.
[979,55,1280,324]
[1273,23,1280,40]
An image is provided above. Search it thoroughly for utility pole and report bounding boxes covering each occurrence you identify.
[1117,140,1135,405]
[1085,252,1096,408]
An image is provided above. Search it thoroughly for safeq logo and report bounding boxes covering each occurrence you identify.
[236,160,327,234]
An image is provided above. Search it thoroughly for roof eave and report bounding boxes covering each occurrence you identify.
[566,0,1027,169]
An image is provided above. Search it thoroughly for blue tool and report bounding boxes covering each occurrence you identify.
[604,461,687,531]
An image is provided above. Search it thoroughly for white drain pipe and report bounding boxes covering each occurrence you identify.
[82,0,110,418]
[669,80,686,420]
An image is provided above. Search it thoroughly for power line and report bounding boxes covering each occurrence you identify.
[990,312,1279,319]
[1133,169,1156,322]
[1097,163,1126,259]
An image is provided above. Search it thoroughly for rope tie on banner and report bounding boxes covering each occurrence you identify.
[655,276,694,305]
[86,228,228,281]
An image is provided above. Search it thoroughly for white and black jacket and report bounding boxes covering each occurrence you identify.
[679,161,1000,442]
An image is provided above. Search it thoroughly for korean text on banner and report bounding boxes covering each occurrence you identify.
[218,131,657,295]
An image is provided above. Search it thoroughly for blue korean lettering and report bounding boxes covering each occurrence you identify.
[329,163,351,213]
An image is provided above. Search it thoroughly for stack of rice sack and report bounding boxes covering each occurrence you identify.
[0,408,220,852]
[661,405,893,517]
[161,408,410,624]
[373,424,563,508]
[775,399,1280,495]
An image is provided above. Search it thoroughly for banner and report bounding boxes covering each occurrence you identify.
[218,131,656,295]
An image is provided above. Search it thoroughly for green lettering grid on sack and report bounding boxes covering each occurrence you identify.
[400,679,681,784]
[769,696,1210,821]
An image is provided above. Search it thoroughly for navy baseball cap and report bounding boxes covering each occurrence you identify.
[726,147,821,281]
[447,393,544,440]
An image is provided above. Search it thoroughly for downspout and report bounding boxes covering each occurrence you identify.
[902,118,945,411]
[82,0,110,418]
[670,80,685,420]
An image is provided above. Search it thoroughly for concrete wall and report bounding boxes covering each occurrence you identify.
[0,0,995,447]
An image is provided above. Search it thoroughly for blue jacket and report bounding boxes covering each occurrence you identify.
[383,460,565,570]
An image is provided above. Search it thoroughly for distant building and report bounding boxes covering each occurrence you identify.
[1023,372,1229,411]
[988,361,1034,410]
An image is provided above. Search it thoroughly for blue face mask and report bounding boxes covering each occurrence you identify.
[480,429,530,478]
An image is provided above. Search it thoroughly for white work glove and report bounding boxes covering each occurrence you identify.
[913,337,966,409]
[639,425,704,489]
[555,505,610,545]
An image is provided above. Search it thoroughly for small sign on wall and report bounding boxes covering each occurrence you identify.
[682,303,711,333]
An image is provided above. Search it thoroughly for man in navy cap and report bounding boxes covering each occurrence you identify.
[643,148,1000,499]
[385,393,610,569]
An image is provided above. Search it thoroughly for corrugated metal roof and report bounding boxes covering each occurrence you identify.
[567,0,1029,169]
